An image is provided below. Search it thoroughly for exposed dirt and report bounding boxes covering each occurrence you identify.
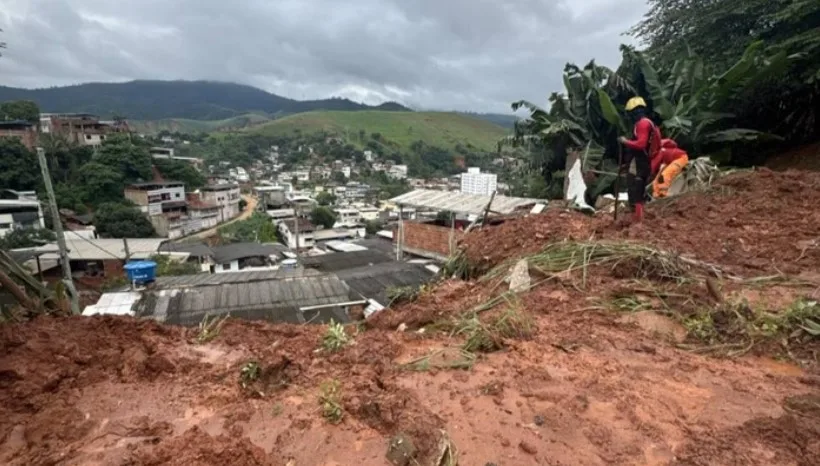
[461,168,820,276]
[2,169,820,465]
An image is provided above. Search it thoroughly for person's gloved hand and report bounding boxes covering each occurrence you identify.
[618,136,628,145]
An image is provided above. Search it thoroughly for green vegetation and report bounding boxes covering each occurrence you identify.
[0,100,39,123]
[510,0,820,201]
[130,113,273,134]
[239,361,261,389]
[0,228,56,250]
[217,212,278,244]
[196,314,228,344]
[151,254,200,276]
[0,139,41,192]
[321,320,352,353]
[152,158,206,190]
[315,191,337,206]
[318,379,344,424]
[310,206,337,229]
[248,110,507,153]
[94,202,156,238]
[0,80,408,120]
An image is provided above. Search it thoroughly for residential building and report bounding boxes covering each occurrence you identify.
[255,185,288,209]
[335,208,362,227]
[210,243,289,273]
[388,164,408,179]
[279,218,316,250]
[234,167,249,183]
[0,120,38,150]
[341,166,352,178]
[185,193,221,230]
[124,181,186,216]
[364,150,374,162]
[358,206,380,221]
[84,269,355,326]
[0,190,44,237]
[460,167,498,196]
[40,113,128,147]
[150,147,204,168]
[200,183,241,222]
[266,208,296,223]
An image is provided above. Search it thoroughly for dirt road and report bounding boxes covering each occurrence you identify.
[177,194,257,241]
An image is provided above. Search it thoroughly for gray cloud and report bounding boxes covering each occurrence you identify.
[0,0,646,112]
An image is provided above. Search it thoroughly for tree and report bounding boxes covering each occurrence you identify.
[0,100,40,123]
[310,206,337,229]
[153,158,206,189]
[315,191,337,206]
[630,0,820,143]
[365,220,383,235]
[0,228,56,249]
[93,135,152,182]
[0,139,40,191]
[332,171,347,183]
[78,162,125,205]
[239,198,248,211]
[94,202,155,238]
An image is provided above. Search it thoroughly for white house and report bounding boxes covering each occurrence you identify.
[279,218,317,250]
[388,165,408,179]
[0,190,44,238]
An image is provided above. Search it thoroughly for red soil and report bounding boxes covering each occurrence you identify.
[1,169,819,465]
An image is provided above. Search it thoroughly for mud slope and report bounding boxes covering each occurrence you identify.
[1,169,819,466]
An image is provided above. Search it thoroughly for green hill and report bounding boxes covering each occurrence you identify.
[130,113,273,134]
[246,110,508,152]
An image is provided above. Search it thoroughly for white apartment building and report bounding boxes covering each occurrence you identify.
[278,218,316,250]
[334,208,362,227]
[124,182,186,216]
[460,167,498,196]
[200,184,242,222]
[358,206,380,221]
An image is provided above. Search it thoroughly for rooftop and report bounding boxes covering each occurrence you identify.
[390,189,547,216]
[281,218,316,232]
[201,183,239,191]
[127,181,184,189]
[133,274,352,326]
[37,232,165,261]
[337,261,434,306]
[153,268,323,288]
[158,241,213,258]
[0,120,35,128]
[211,242,290,264]
[301,249,393,272]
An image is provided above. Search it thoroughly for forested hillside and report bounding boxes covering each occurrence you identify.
[0,80,410,120]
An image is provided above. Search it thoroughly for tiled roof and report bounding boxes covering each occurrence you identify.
[153,268,323,288]
[336,262,434,306]
[301,249,392,272]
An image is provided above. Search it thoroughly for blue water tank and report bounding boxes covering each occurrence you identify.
[124,260,157,285]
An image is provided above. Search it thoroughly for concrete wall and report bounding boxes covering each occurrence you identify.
[395,221,463,260]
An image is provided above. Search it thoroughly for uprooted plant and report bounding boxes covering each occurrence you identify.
[483,241,693,288]
[456,296,535,353]
[682,298,820,358]
[239,361,261,389]
[320,319,352,353]
[196,313,228,344]
[318,379,344,424]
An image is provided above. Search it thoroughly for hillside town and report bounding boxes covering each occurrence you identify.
[1,1,819,465]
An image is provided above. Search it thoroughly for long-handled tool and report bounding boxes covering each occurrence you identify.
[612,144,623,222]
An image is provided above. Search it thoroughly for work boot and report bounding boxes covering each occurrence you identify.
[632,203,644,223]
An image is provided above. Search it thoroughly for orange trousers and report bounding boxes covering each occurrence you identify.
[652,155,689,198]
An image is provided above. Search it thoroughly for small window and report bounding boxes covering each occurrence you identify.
[175,193,180,198]
[0,223,11,229]
[223,262,232,270]
[85,134,92,140]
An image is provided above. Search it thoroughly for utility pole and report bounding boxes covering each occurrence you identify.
[293,204,300,256]
[37,147,80,314]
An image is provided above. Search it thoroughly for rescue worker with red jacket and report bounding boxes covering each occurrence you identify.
[618,97,661,223]
[652,139,689,198]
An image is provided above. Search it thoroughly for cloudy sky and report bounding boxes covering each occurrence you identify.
[0,0,647,113]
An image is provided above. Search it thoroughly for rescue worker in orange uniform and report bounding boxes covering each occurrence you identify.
[651,139,689,198]
[619,97,661,223]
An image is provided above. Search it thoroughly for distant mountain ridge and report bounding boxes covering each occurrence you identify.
[0,80,411,120]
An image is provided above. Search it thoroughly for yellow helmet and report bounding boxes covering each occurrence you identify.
[625,96,647,111]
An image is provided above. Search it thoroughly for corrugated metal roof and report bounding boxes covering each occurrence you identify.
[390,189,546,216]
[134,275,352,326]
[37,233,165,261]
[153,268,323,288]
[301,250,392,272]
[337,262,434,305]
